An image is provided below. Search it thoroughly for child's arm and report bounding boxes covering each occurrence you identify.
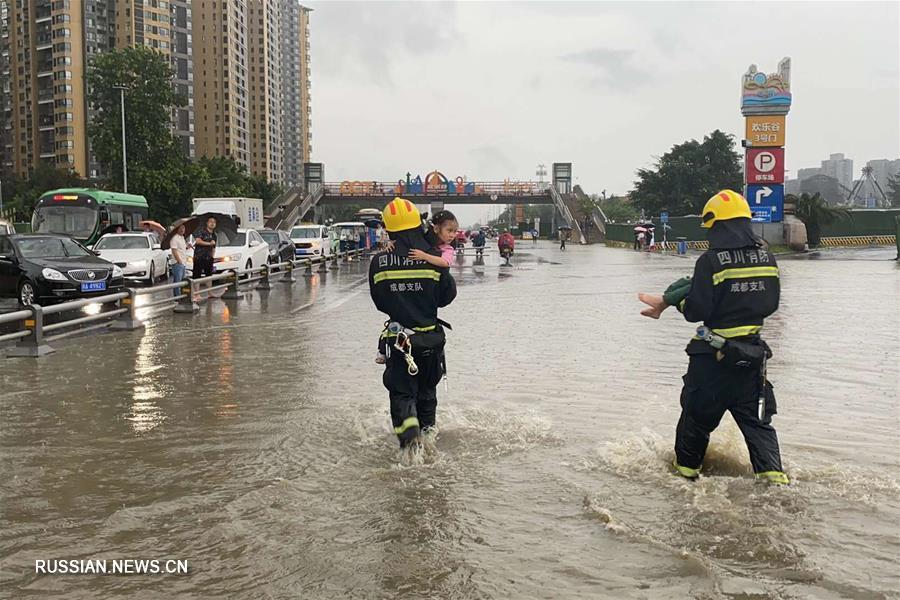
[409,248,449,268]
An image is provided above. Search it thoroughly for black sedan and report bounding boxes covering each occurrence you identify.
[0,234,125,306]
[257,228,295,265]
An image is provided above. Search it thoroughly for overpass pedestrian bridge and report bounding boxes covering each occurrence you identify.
[264,167,603,243]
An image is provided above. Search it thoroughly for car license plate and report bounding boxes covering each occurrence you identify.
[81,281,106,292]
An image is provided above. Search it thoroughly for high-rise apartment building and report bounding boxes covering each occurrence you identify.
[280,0,311,187]
[248,0,283,183]
[194,0,311,186]
[820,153,853,193]
[192,0,250,168]
[1,0,308,185]
[2,0,92,176]
[866,158,900,193]
[111,0,193,163]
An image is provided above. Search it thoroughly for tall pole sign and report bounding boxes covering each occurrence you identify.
[741,58,791,223]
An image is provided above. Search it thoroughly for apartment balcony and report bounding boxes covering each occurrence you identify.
[37,88,54,103]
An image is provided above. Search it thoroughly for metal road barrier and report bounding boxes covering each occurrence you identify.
[818,235,896,247]
[3,248,369,358]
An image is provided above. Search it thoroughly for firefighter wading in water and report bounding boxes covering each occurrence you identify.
[370,198,457,449]
[639,190,789,485]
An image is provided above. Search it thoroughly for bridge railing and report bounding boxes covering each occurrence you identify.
[3,248,370,358]
[322,181,549,197]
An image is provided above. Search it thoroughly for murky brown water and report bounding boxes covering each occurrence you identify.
[1,244,898,599]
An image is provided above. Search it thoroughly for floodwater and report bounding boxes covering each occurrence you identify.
[1,244,898,599]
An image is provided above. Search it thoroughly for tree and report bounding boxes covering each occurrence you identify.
[887,174,900,208]
[87,46,184,191]
[630,130,743,216]
[0,164,88,222]
[598,194,639,223]
[790,192,849,247]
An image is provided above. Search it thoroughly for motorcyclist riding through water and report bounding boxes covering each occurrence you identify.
[638,190,789,485]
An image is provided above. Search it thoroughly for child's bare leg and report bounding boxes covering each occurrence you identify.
[638,293,669,319]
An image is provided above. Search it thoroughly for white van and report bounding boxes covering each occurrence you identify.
[289,223,331,258]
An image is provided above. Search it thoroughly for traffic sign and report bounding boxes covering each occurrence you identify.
[751,206,774,222]
[746,147,784,184]
[745,115,786,147]
[746,184,784,223]
[660,211,669,223]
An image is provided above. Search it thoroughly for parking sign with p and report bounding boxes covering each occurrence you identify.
[746,147,784,185]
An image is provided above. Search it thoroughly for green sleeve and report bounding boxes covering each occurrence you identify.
[663,276,692,307]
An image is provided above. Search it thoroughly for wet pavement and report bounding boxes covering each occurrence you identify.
[1,243,898,599]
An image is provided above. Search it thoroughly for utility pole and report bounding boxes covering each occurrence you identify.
[113,85,128,193]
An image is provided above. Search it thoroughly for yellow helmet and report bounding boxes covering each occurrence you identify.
[701,189,752,228]
[382,197,421,232]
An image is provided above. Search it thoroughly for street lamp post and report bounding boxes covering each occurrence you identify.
[113,85,128,193]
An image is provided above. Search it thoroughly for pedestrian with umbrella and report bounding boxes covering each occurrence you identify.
[559,225,573,251]
[633,225,647,251]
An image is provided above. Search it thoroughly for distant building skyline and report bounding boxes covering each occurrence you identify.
[785,153,899,205]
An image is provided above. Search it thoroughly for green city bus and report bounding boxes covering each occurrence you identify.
[31,188,150,245]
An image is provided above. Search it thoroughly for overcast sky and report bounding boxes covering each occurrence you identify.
[307,1,900,224]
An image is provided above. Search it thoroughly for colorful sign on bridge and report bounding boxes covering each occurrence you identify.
[332,171,542,198]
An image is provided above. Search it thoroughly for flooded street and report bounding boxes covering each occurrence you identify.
[1,244,898,599]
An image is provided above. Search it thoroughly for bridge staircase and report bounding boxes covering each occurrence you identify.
[549,185,586,244]
[264,184,324,230]
[573,185,606,244]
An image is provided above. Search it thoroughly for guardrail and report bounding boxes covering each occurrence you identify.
[3,248,369,358]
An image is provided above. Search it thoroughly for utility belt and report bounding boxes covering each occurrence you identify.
[381,320,450,376]
[695,325,772,369]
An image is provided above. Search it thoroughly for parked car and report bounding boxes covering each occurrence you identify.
[92,232,169,284]
[0,233,124,306]
[257,228,295,264]
[289,223,332,258]
[186,228,269,274]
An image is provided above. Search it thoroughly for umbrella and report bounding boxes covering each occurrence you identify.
[139,220,166,238]
[633,226,647,232]
[161,213,238,249]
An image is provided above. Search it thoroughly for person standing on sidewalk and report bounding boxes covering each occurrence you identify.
[193,217,217,280]
[169,224,188,297]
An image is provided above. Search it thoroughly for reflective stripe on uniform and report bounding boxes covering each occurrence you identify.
[755,471,790,485]
[393,416,420,435]
[373,269,441,284]
[712,324,762,338]
[711,266,779,286]
[692,324,762,340]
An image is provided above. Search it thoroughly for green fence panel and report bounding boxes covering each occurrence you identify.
[820,209,900,237]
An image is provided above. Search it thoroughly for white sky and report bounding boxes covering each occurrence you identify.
[308,1,900,224]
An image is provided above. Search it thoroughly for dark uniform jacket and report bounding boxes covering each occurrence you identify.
[678,220,780,354]
[369,250,457,330]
